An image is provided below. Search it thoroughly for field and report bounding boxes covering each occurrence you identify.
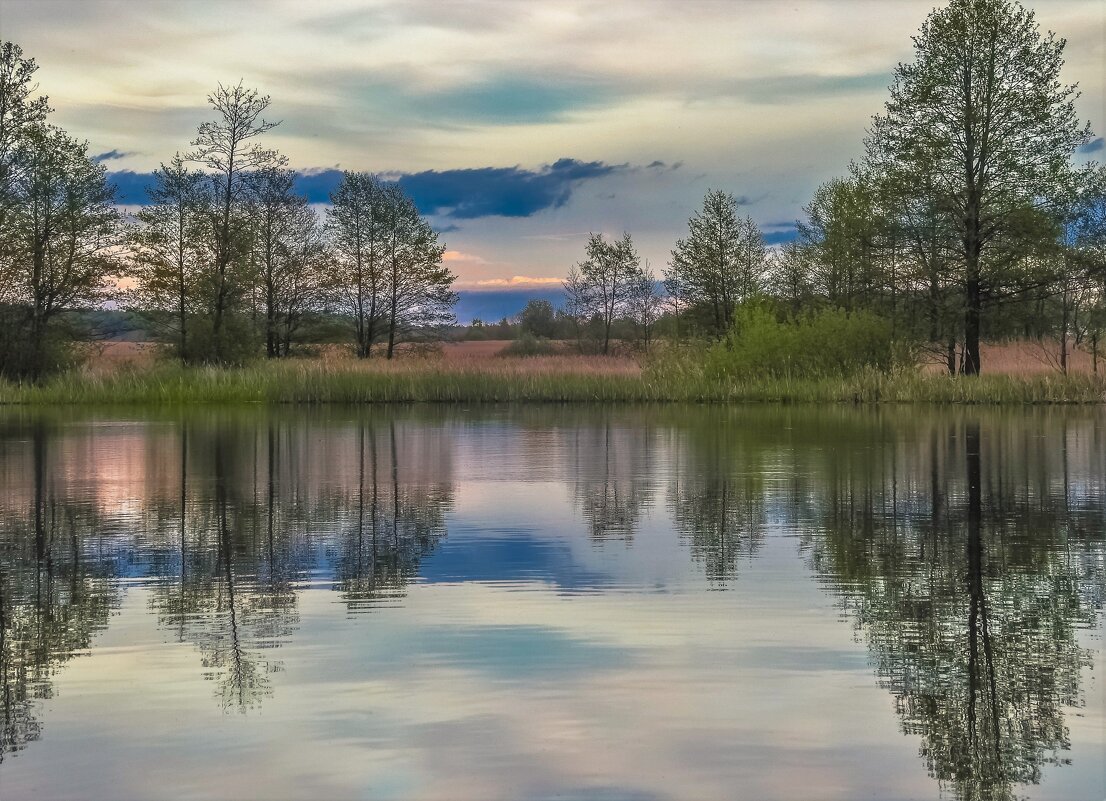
[87,338,1101,374]
[3,338,1104,405]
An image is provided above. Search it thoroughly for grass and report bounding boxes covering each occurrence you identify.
[1,355,1104,405]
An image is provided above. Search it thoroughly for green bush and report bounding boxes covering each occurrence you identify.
[706,303,908,379]
[499,332,557,357]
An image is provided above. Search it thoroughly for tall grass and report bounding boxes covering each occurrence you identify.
[1,356,1103,405]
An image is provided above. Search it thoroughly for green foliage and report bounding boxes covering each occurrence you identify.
[2,357,1102,406]
[517,299,556,338]
[705,303,905,379]
[667,189,767,336]
[499,332,557,357]
[183,313,260,367]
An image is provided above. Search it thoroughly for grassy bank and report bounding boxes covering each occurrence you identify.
[1,358,1104,405]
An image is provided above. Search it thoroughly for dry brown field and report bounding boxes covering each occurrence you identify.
[81,338,1100,378]
[918,341,1100,375]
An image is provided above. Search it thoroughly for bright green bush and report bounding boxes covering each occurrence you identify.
[706,303,907,379]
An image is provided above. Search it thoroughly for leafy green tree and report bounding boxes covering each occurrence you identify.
[797,175,882,310]
[326,172,389,357]
[864,0,1093,374]
[0,42,49,238]
[0,124,118,377]
[517,298,556,339]
[667,190,767,336]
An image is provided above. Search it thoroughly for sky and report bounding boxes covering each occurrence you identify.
[1,0,1103,313]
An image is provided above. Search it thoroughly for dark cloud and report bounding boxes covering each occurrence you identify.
[1079,137,1104,154]
[454,289,564,324]
[108,157,629,218]
[763,224,799,245]
[293,169,344,203]
[107,170,157,203]
[93,149,129,163]
[398,158,626,218]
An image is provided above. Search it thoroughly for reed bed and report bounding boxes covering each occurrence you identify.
[2,355,1103,405]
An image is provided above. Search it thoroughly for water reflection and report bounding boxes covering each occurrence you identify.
[801,415,1105,801]
[333,420,452,611]
[0,423,121,760]
[0,406,1102,801]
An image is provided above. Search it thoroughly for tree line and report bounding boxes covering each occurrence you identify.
[558,0,1105,373]
[3,0,1106,378]
[0,42,456,378]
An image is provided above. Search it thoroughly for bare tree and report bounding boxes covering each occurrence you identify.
[187,82,283,363]
[126,155,212,362]
[627,263,664,352]
[574,232,642,354]
[379,186,454,359]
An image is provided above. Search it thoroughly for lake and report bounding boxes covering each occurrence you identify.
[0,405,1103,801]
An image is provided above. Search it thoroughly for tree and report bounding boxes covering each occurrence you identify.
[187,82,283,363]
[378,185,455,359]
[250,166,323,358]
[667,190,767,336]
[125,155,212,362]
[769,241,814,315]
[572,232,642,354]
[326,172,388,357]
[865,0,1093,374]
[797,176,882,310]
[517,298,556,339]
[0,124,118,377]
[0,42,49,237]
[627,264,664,352]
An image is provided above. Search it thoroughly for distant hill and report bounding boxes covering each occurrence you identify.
[454,289,564,324]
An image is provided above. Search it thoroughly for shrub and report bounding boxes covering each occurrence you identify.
[706,302,908,379]
[500,332,557,357]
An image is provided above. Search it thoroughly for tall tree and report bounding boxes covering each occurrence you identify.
[250,166,322,358]
[667,190,767,336]
[378,186,455,359]
[125,155,212,362]
[187,82,283,363]
[0,42,49,236]
[326,172,388,357]
[573,232,642,354]
[0,124,118,377]
[865,0,1092,374]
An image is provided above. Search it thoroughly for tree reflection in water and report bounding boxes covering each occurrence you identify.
[333,420,451,611]
[0,407,1102,801]
[802,416,1105,801]
[0,424,121,759]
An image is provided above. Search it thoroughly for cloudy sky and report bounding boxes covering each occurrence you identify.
[1,0,1103,299]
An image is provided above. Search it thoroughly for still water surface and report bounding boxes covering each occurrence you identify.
[0,406,1103,801]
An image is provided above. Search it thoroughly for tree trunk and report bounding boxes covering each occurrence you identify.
[1059,278,1070,374]
[265,275,277,359]
[964,272,982,375]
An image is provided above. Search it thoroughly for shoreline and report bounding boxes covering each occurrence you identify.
[2,361,1104,405]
